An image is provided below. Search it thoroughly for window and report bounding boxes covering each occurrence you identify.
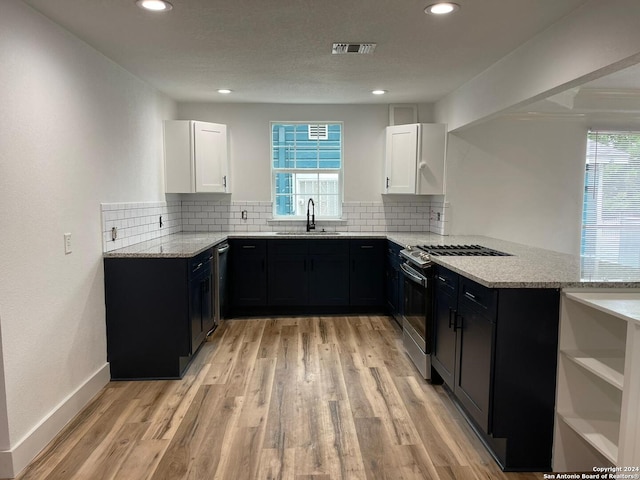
[271,122,343,218]
[582,131,640,268]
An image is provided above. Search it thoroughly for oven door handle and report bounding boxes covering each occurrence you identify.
[400,262,427,287]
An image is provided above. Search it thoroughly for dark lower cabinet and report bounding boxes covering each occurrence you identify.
[309,240,349,305]
[229,238,382,314]
[104,248,214,380]
[432,268,458,388]
[267,239,349,307]
[385,241,402,325]
[189,254,215,351]
[350,239,385,306]
[229,239,267,309]
[268,240,308,305]
[454,289,495,434]
[431,265,560,471]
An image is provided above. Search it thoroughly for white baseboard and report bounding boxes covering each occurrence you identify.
[0,363,110,478]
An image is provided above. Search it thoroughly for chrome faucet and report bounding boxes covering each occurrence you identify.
[306,198,316,232]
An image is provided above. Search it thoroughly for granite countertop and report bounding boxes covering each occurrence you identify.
[103,231,640,289]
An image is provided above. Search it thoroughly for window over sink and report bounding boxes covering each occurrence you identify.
[271,122,343,219]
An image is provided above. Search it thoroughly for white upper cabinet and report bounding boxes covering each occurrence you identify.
[164,120,230,194]
[383,123,446,195]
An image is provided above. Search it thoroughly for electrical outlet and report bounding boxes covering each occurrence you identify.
[241,210,248,220]
[64,233,72,254]
[159,215,163,228]
[111,227,118,241]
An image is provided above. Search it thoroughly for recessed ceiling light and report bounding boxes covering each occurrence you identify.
[217,89,232,94]
[136,0,173,12]
[424,2,460,15]
[372,90,386,95]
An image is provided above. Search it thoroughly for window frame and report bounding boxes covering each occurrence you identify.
[270,121,344,220]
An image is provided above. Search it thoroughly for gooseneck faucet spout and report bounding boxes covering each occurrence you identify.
[306,198,316,232]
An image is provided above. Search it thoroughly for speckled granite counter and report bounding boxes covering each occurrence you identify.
[103,232,640,289]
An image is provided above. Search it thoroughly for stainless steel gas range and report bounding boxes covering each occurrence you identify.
[398,244,511,380]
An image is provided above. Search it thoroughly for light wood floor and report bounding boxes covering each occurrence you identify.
[13,316,540,480]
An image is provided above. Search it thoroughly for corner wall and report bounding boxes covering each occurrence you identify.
[0,1,176,476]
[444,116,588,254]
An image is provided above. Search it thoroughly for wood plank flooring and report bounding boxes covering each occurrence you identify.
[12,316,540,480]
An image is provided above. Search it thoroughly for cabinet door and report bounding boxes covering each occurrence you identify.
[454,303,495,434]
[385,242,402,320]
[307,240,349,306]
[349,240,385,306]
[189,272,207,354]
[309,253,349,305]
[432,287,457,389]
[384,124,418,194]
[164,120,195,193]
[416,123,446,195]
[268,256,308,305]
[229,240,267,306]
[268,240,308,306]
[193,121,229,193]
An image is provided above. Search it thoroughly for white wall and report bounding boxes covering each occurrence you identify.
[0,1,175,475]
[445,116,588,254]
[436,0,640,131]
[176,103,434,202]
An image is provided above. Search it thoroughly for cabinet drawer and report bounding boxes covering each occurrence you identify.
[309,239,348,255]
[459,277,497,319]
[434,266,458,296]
[268,239,308,256]
[350,239,384,253]
[232,239,266,254]
[189,248,213,275]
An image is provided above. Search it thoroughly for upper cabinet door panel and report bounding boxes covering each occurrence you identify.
[193,121,228,193]
[417,123,446,195]
[164,120,230,194]
[164,121,195,193]
[385,124,418,194]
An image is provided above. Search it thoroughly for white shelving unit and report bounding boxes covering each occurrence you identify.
[554,290,640,471]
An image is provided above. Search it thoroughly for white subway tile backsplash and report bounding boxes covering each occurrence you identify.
[101,196,448,252]
[101,200,183,252]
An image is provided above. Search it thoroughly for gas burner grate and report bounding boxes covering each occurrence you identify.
[417,244,512,257]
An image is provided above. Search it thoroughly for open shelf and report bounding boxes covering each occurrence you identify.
[561,349,625,390]
[553,291,640,471]
[564,292,640,324]
[558,412,619,464]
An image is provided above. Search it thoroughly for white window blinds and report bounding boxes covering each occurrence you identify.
[582,131,640,268]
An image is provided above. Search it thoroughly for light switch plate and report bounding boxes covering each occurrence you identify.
[64,233,72,254]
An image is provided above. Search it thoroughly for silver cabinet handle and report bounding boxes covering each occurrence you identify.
[242,245,256,249]
[437,275,446,282]
[465,291,476,300]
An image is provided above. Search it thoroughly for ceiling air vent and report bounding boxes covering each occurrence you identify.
[332,43,377,55]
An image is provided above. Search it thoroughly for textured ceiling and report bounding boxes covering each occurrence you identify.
[23,0,589,104]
